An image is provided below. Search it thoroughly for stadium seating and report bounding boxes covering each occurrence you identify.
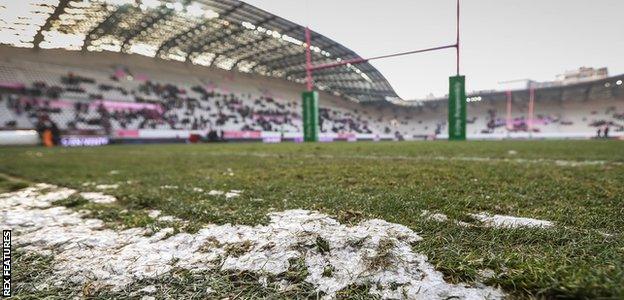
[0,46,623,140]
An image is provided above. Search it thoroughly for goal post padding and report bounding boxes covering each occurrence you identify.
[302,91,319,142]
[448,75,467,140]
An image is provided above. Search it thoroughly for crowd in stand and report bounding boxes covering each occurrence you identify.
[2,70,623,139]
[0,71,388,136]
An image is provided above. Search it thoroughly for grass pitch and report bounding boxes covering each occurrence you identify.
[1,140,623,299]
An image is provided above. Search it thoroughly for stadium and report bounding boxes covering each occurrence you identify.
[0,0,622,299]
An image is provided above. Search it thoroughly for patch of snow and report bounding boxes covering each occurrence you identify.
[225,191,241,199]
[208,190,224,196]
[553,160,604,167]
[160,185,178,190]
[139,285,157,294]
[421,210,448,222]
[157,215,181,222]
[470,212,553,229]
[507,150,518,156]
[95,184,119,190]
[455,221,474,228]
[147,210,162,219]
[192,188,204,193]
[80,192,117,204]
[1,185,504,299]
[0,184,76,208]
[207,190,241,199]
[477,269,496,281]
[109,170,120,175]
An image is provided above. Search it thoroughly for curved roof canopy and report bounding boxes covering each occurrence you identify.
[0,0,400,102]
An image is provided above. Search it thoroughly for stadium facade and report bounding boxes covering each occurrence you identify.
[0,0,623,145]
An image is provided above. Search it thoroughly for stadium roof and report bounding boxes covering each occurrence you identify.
[0,0,400,103]
[391,73,624,107]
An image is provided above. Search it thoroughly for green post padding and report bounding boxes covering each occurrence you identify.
[448,75,467,140]
[302,91,319,142]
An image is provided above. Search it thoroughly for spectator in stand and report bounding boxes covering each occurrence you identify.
[35,115,60,147]
[207,130,219,142]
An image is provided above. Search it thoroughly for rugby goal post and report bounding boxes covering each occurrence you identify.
[302,0,466,141]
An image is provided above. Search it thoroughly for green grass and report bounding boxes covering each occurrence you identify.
[1,140,623,299]
[0,173,29,193]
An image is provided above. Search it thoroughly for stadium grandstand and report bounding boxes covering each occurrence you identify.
[0,0,622,146]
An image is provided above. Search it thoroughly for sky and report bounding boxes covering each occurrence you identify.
[244,0,624,100]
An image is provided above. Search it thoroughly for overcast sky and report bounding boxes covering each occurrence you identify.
[244,0,624,100]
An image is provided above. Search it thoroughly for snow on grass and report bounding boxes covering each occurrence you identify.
[208,190,224,196]
[469,212,554,229]
[139,285,157,294]
[147,211,185,224]
[225,190,242,199]
[207,190,242,199]
[95,184,119,190]
[1,184,503,299]
[159,185,178,190]
[147,210,161,218]
[418,210,553,230]
[157,215,182,222]
[80,192,117,204]
[0,183,75,208]
[420,210,448,222]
